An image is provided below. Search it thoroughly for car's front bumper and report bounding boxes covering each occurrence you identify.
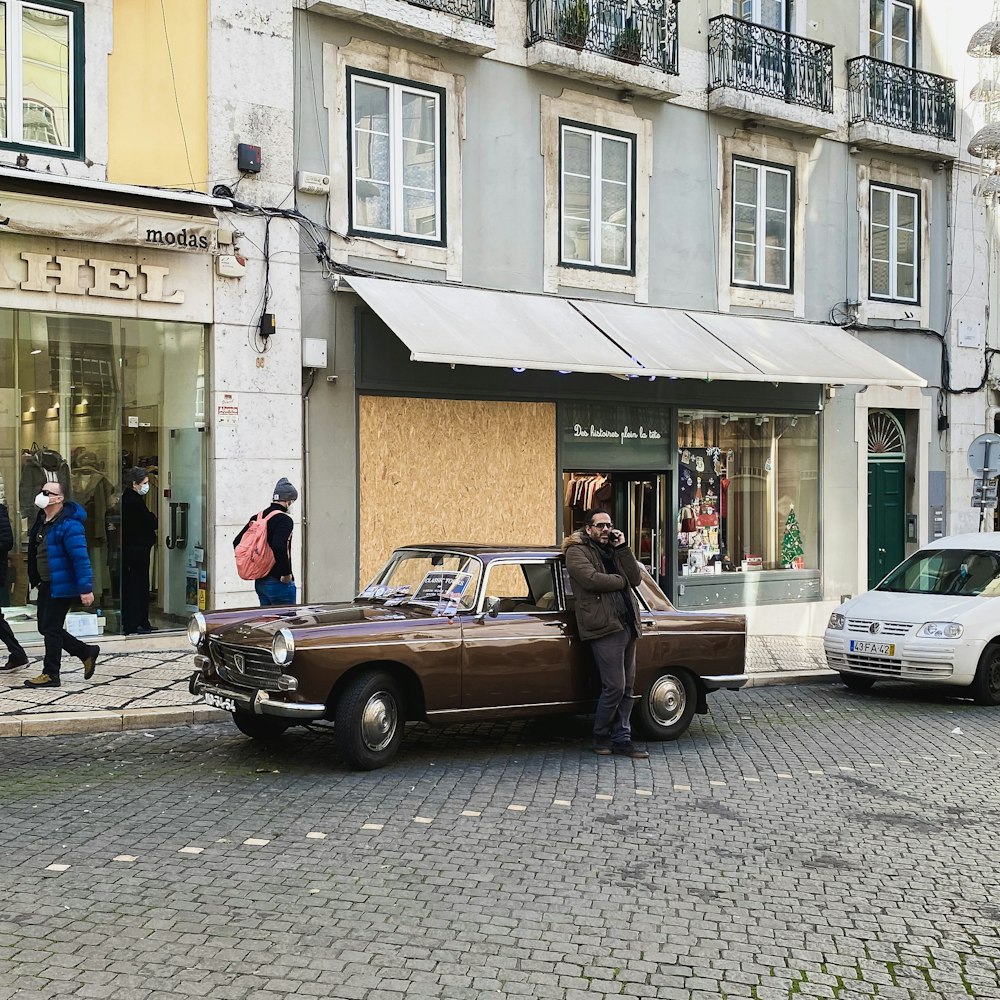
[701,672,750,692]
[189,655,327,720]
[823,632,984,686]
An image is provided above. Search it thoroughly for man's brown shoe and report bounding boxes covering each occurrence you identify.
[24,673,60,688]
[82,645,100,680]
[612,742,649,759]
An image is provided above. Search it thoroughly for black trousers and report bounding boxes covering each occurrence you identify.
[0,610,26,660]
[121,545,152,634]
[37,582,91,679]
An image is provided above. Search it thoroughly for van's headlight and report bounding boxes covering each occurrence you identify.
[828,613,846,630]
[187,612,207,648]
[272,627,295,666]
[916,621,963,639]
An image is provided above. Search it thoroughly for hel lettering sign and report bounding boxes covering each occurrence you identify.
[0,252,185,303]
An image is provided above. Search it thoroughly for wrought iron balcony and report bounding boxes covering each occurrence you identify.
[847,56,955,141]
[406,0,494,26]
[526,0,679,75]
[708,15,833,113]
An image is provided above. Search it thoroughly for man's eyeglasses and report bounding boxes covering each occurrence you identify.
[591,522,613,530]
[41,490,62,498]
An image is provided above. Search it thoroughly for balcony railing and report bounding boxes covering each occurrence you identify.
[708,15,833,113]
[406,0,494,25]
[847,56,955,141]
[526,0,680,75]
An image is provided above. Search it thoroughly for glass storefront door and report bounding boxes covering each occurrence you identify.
[0,311,206,639]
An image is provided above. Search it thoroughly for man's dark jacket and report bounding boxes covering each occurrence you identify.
[562,530,642,641]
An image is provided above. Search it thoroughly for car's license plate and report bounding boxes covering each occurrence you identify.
[203,691,236,713]
[850,640,895,656]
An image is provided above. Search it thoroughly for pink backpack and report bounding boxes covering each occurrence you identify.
[235,510,282,580]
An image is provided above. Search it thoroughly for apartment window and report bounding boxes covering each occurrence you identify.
[735,0,786,30]
[870,0,913,66]
[560,122,634,272]
[731,159,792,291]
[349,72,444,243]
[870,184,918,303]
[0,0,83,155]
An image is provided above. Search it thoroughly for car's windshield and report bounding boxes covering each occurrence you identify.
[358,550,483,612]
[877,548,1000,596]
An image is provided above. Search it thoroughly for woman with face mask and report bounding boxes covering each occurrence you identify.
[121,466,158,635]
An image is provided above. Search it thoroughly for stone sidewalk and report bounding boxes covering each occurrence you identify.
[0,630,832,737]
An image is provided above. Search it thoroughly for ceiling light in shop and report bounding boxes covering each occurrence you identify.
[30,348,41,355]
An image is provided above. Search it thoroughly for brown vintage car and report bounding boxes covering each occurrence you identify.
[188,544,748,769]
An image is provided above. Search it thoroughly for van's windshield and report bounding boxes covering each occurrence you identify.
[877,549,1000,597]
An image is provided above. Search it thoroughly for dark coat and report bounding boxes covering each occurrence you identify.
[0,502,12,590]
[562,530,642,641]
[121,487,158,550]
[28,501,94,598]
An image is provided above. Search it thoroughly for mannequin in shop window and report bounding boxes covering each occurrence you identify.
[71,451,116,604]
[121,467,158,635]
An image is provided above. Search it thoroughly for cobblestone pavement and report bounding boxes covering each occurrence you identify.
[2,682,999,999]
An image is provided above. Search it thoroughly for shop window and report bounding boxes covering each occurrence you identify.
[348,71,444,244]
[870,0,914,66]
[559,122,634,272]
[731,159,792,292]
[869,184,918,303]
[676,411,819,607]
[0,1,84,157]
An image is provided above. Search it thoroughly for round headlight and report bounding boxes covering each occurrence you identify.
[272,627,295,666]
[187,612,207,648]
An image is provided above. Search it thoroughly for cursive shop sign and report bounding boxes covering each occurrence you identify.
[0,252,186,303]
[572,423,663,445]
[563,404,671,469]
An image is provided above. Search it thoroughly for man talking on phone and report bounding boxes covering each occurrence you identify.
[562,509,649,759]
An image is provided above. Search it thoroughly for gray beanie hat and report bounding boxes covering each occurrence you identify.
[273,477,298,502]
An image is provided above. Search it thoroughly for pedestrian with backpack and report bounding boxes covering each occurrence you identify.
[233,478,297,606]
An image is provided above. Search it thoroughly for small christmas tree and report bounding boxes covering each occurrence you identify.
[781,506,804,568]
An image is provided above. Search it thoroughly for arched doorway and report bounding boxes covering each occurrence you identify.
[867,410,906,588]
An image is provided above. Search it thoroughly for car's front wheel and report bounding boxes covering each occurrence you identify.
[840,672,876,692]
[972,645,1000,706]
[335,670,406,770]
[635,669,696,740]
[232,709,290,742]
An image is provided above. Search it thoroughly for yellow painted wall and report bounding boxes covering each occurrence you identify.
[107,0,209,191]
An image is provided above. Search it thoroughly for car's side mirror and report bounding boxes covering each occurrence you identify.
[485,596,501,618]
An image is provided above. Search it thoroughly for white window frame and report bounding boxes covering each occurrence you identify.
[736,0,786,30]
[559,122,633,273]
[349,73,443,244]
[870,0,914,66]
[1,0,80,153]
[731,159,792,292]
[869,184,919,304]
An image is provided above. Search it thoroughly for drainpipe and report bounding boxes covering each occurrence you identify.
[302,366,317,603]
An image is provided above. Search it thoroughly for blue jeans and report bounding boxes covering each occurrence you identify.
[255,578,296,606]
[590,628,638,745]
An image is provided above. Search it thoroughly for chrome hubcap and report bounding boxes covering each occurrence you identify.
[648,674,685,727]
[361,691,397,752]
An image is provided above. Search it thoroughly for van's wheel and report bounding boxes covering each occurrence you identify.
[335,670,406,770]
[232,709,290,742]
[635,669,697,740]
[840,672,876,693]
[972,646,1000,706]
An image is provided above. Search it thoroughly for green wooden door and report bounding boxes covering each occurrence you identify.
[868,461,906,588]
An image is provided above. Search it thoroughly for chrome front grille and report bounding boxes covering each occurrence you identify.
[209,640,282,691]
[847,619,913,636]
[845,654,902,675]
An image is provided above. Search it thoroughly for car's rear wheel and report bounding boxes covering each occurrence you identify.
[972,645,1000,706]
[232,709,290,742]
[635,669,697,740]
[840,672,876,693]
[335,670,406,770]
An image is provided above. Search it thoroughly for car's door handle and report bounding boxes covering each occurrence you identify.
[544,621,568,629]
[641,619,655,628]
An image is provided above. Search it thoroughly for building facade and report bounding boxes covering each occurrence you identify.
[0,0,302,638]
[292,0,994,635]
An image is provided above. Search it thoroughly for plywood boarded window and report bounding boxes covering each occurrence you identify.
[358,396,557,586]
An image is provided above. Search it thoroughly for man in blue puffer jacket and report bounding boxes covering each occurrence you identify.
[24,479,99,688]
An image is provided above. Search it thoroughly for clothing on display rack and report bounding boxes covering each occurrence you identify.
[71,452,116,601]
[19,444,71,511]
[564,473,611,510]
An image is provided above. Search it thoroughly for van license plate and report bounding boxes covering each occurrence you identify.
[850,641,894,656]
[204,692,236,713]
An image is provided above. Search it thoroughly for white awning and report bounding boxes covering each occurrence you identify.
[350,276,644,376]
[349,277,927,388]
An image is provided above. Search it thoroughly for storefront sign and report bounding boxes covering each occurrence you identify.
[562,403,671,469]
